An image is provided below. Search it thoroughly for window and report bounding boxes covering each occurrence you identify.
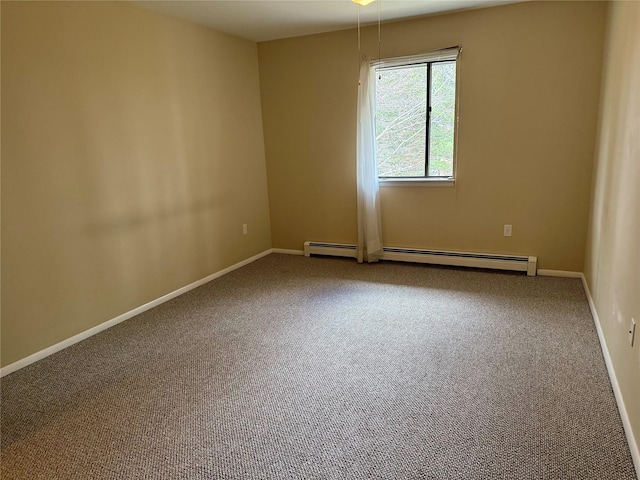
[375,50,458,180]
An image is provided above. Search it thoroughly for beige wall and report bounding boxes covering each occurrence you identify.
[258,1,606,271]
[584,0,640,461]
[1,2,271,367]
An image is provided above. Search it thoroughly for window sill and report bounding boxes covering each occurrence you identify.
[379,178,455,187]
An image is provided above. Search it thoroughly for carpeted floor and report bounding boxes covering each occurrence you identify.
[1,254,636,479]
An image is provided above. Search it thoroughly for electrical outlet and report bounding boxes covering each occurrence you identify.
[503,224,512,237]
[242,224,248,235]
[629,318,636,347]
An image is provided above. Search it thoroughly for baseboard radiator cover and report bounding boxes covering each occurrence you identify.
[383,247,537,276]
[303,241,537,276]
[304,241,358,259]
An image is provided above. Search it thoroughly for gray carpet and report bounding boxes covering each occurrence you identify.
[1,254,636,479]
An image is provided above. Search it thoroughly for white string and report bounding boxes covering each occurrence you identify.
[357,5,361,85]
[377,0,381,78]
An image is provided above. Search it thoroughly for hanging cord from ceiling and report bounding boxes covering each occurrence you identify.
[377,0,381,75]
[356,0,382,85]
[357,4,362,85]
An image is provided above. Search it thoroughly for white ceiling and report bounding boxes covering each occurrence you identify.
[135,0,523,42]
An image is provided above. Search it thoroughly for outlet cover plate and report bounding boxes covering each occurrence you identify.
[630,318,636,347]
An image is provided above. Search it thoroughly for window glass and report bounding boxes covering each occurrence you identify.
[428,61,456,177]
[375,60,456,178]
[376,65,427,177]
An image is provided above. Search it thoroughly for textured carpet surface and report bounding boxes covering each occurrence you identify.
[1,254,636,479]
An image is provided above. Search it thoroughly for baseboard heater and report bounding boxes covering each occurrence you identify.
[304,241,537,276]
[382,247,537,276]
[304,241,359,259]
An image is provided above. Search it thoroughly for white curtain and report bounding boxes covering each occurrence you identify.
[356,60,383,263]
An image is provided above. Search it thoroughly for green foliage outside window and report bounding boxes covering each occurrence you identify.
[376,61,456,178]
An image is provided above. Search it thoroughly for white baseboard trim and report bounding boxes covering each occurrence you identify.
[0,248,273,378]
[272,248,304,255]
[537,269,583,278]
[581,274,640,478]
